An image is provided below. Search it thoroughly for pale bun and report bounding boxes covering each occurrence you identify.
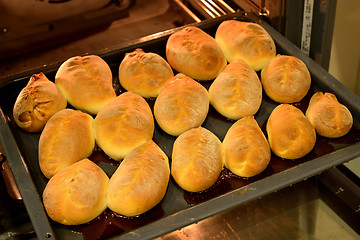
[267,104,316,159]
[171,127,223,192]
[55,55,116,115]
[209,59,262,120]
[94,91,154,161]
[119,48,174,98]
[261,55,311,103]
[166,26,226,81]
[154,73,209,136]
[306,92,353,138]
[107,140,170,217]
[13,72,67,132]
[223,116,270,177]
[39,109,95,179]
[42,159,109,225]
[215,20,276,71]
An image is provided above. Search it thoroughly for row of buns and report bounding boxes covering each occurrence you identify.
[11,19,354,226]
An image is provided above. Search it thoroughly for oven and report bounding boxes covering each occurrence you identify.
[0,0,359,239]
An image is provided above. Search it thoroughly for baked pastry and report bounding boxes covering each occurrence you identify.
[13,72,67,132]
[166,26,226,81]
[261,55,311,103]
[223,116,270,177]
[171,127,223,192]
[94,91,154,160]
[154,73,209,136]
[215,20,276,71]
[119,48,174,98]
[42,159,109,225]
[266,104,316,159]
[208,59,262,120]
[55,55,116,115]
[107,140,170,217]
[39,109,95,179]
[306,92,353,138]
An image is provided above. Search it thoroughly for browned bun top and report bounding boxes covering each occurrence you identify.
[13,72,67,132]
[223,116,271,177]
[306,92,353,138]
[42,159,109,225]
[119,48,174,98]
[154,73,209,136]
[171,127,224,192]
[215,20,276,71]
[209,59,262,120]
[55,55,116,115]
[166,26,226,81]
[94,91,154,161]
[261,55,311,103]
[107,140,170,217]
[39,109,95,179]
[266,104,316,159]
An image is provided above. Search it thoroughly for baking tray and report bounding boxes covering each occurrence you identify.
[1,11,360,240]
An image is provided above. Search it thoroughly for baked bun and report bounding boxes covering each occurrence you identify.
[13,72,67,132]
[94,91,154,160]
[209,59,262,120]
[39,109,95,179]
[55,55,116,115]
[154,73,209,136]
[267,104,316,159]
[215,20,276,71]
[42,159,109,225]
[107,140,170,217]
[166,26,226,81]
[223,116,270,177]
[261,55,311,103]
[171,127,223,192]
[306,92,353,138]
[119,48,174,98]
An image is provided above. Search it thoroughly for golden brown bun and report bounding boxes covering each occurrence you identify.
[223,116,270,177]
[94,91,154,160]
[171,127,223,192]
[267,104,316,159]
[119,48,174,98]
[215,20,276,71]
[209,59,262,120]
[166,26,226,81]
[306,92,353,138]
[39,109,95,179]
[261,55,311,103]
[42,159,109,225]
[13,72,67,132]
[55,55,116,115]
[107,140,170,217]
[154,73,209,136]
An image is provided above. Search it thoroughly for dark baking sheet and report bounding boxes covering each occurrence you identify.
[1,11,360,240]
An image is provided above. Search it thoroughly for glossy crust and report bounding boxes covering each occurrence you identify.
[166,26,226,81]
[215,20,276,71]
[55,55,116,115]
[266,104,316,159]
[39,109,95,179]
[13,72,67,132]
[171,127,224,192]
[107,140,170,217]
[42,159,109,225]
[261,55,311,103]
[306,92,353,138]
[94,91,154,160]
[119,48,174,98]
[223,116,271,177]
[209,59,262,120]
[154,73,209,136]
